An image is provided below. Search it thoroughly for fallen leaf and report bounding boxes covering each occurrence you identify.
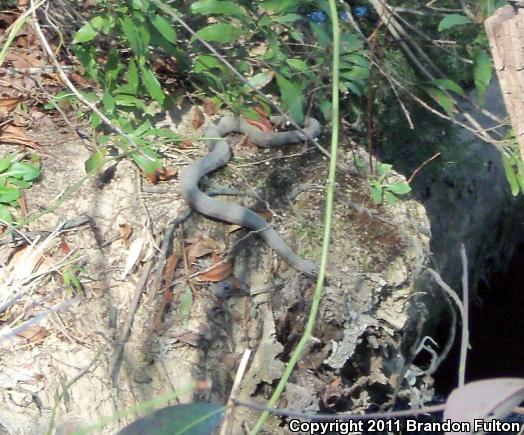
[255,105,269,118]
[192,108,205,129]
[145,172,158,184]
[119,223,133,245]
[0,124,44,152]
[198,259,233,282]
[60,239,70,255]
[187,236,217,261]
[0,97,20,111]
[157,166,177,181]
[203,100,216,116]
[17,325,49,342]
[245,117,272,132]
[121,237,145,278]
[180,140,193,149]
[444,378,524,435]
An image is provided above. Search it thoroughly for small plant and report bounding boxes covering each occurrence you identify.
[62,260,86,294]
[0,153,40,224]
[369,162,411,205]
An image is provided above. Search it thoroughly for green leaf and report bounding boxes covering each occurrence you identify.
[473,49,492,105]
[242,71,274,92]
[0,154,16,173]
[117,403,224,435]
[502,155,520,196]
[286,58,309,72]
[320,100,332,119]
[114,94,147,109]
[2,162,40,181]
[191,0,245,17]
[438,14,472,31]
[432,79,465,97]
[260,0,300,13]
[131,147,162,175]
[0,204,13,224]
[73,16,105,43]
[339,66,369,81]
[273,13,302,23]
[384,190,398,205]
[369,181,382,204]
[376,163,392,177]
[385,182,411,195]
[0,186,21,204]
[425,87,456,118]
[239,107,260,120]
[340,32,364,53]
[276,74,304,125]
[193,55,222,73]
[149,128,181,140]
[120,16,149,57]
[139,65,165,104]
[85,150,107,174]
[194,23,241,44]
[149,14,177,44]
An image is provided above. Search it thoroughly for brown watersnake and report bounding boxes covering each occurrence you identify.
[180,116,321,277]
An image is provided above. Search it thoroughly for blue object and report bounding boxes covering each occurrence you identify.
[307,10,327,23]
[353,6,368,18]
[339,11,350,22]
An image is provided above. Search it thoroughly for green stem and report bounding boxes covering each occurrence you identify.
[249,0,341,432]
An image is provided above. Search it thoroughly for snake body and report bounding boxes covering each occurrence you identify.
[180,116,321,277]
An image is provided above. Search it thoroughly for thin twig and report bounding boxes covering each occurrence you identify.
[407,152,441,183]
[220,349,252,435]
[459,243,469,387]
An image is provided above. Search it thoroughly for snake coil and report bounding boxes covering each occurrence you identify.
[180,116,321,277]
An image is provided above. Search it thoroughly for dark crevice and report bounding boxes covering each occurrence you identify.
[434,244,524,396]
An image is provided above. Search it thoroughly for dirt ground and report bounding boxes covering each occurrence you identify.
[0,102,431,434]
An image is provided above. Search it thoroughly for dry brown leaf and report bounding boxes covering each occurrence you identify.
[180,139,193,149]
[119,223,133,245]
[198,259,233,282]
[2,245,44,281]
[203,100,216,116]
[145,172,158,184]
[59,239,70,255]
[192,108,205,129]
[0,124,44,152]
[187,236,217,260]
[245,117,272,132]
[0,13,17,27]
[254,106,269,118]
[157,166,177,181]
[17,325,49,342]
[0,97,20,111]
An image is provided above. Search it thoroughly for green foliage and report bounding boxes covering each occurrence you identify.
[369,163,411,205]
[502,139,524,196]
[117,403,224,435]
[0,154,40,224]
[62,261,86,294]
[438,14,472,32]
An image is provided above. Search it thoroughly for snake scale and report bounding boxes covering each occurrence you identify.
[180,116,321,277]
